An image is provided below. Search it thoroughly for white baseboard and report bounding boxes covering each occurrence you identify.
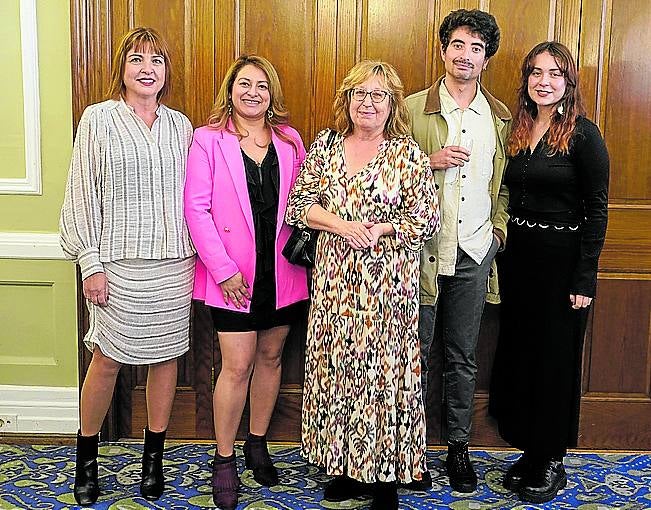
[0,384,79,434]
[0,232,65,259]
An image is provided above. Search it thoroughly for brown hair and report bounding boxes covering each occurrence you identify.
[206,55,297,152]
[508,41,585,156]
[333,60,411,138]
[107,27,172,102]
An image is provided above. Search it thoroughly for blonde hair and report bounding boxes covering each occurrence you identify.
[333,60,411,138]
[207,55,297,151]
[107,27,172,102]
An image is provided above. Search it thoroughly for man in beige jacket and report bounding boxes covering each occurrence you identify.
[406,8,511,493]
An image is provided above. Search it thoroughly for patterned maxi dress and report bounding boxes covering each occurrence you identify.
[286,129,439,483]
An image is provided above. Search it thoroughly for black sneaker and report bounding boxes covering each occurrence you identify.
[445,441,477,493]
[400,470,432,491]
[518,459,567,504]
[503,453,532,491]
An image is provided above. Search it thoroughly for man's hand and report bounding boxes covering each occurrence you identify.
[429,146,471,170]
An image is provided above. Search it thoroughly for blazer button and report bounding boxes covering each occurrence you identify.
[224,227,231,232]
[429,256,436,262]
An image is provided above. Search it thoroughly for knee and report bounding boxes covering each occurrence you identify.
[220,361,254,384]
[91,349,122,377]
[255,344,284,369]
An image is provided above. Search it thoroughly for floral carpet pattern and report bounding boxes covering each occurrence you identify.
[1,443,650,509]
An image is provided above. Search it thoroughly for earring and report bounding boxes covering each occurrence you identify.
[557,102,565,115]
[228,102,233,116]
[267,109,274,120]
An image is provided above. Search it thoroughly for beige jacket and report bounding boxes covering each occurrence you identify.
[406,76,512,304]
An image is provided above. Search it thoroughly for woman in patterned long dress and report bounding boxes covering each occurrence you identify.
[286,61,439,510]
[59,28,195,505]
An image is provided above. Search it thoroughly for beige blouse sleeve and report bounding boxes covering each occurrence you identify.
[59,106,105,280]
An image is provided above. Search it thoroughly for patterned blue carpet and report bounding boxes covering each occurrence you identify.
[0,442,650,509]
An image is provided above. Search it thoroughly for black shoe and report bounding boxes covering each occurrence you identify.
[519,459,567,504]
[370,481,398,510]
[400,470,432,491]
[445,441,477,493]
[243,433,279,486]
[73,430,100,506]
[323,475,372,502]
[140,427,166,500]
[503,453,532,491]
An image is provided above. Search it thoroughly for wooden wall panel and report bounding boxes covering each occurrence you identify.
[362,0,436,95]
[239,0,317,141]
[603,0,651,202]
[481,0,554,114]
[600,207,651,273]
[585,278,651,396]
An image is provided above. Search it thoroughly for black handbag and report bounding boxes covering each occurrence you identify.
[282,227,318,267]
[282,129,336,268]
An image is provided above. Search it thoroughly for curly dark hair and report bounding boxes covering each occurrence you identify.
[439,9,501,59]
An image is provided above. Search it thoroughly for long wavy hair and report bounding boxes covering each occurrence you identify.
[207,55,297,152]
[107,27,172,102]
[333,60,411,138]
[508,41,585,156]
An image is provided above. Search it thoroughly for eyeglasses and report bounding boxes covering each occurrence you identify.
[350,88,392,103]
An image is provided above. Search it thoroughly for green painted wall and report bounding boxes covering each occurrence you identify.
[0,0,73,232]
[0,260,78,387]
[0,0,26,179]
[0,1,78,388]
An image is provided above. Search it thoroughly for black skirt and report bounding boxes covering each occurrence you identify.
[489,220,589,456]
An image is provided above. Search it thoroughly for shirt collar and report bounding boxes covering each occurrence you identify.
[439,80,490,116]
[117,97,165,116]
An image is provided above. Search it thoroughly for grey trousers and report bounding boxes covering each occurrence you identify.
[418,237,499,442]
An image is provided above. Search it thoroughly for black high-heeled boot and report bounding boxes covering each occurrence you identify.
[140,427,166,500]
[73,430,99,506]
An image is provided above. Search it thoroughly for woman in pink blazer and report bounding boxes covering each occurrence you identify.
[184,55,308,510]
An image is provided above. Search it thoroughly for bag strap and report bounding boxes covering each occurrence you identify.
[326,128,337,148]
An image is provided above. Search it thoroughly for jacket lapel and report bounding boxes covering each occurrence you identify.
[217,131,255,239]
[272,128,292,240]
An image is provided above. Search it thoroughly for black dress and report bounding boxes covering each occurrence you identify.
[489,116,609,457]
[210,143,307,332]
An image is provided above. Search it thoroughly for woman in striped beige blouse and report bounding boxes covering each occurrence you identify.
[59,27,195,506]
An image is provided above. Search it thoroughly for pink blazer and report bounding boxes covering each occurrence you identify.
[184,123,309,311]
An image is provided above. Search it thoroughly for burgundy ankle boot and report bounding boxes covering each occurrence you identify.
[211,450,239,510]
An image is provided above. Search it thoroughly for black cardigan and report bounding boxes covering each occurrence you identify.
[505,116,610,297]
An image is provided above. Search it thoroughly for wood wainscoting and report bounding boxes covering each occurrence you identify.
[71,0,651,450]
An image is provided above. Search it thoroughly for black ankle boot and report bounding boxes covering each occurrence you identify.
[446,440,477,493]
[140,427,166,500]
[519,458,567,503]
[243,433,279,486]
[323,475,372,502]
[74,430,99,506]
[371,481,398,510]
[503,452,533,491]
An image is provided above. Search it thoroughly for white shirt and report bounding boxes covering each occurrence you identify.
[59,99,195,279]
[437,82,496,275]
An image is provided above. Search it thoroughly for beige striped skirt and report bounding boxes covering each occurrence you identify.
[84,257,195,364]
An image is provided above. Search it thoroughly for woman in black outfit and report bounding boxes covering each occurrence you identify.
[489,41,609,504]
